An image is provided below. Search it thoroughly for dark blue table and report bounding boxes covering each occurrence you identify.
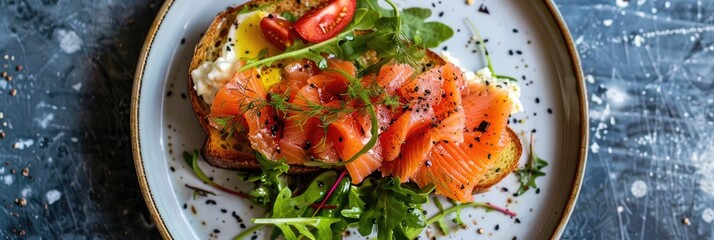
[1,0,712,239]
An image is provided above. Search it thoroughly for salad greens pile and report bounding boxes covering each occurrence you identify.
[183,150,518,240]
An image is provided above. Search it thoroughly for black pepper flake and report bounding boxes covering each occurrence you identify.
[516,50,523,55]
[478,3,490,14]
[232,211,244,223]
[183,204,187,209]
[206,199,217,205]
[240,223,246,229]
[535,97,540,103]
[220,209,227,213]
[180,38,186,45]
[166,91,173,97]
[512,29,518,33]
[547,108,553,114]
[508,50,514,55]
[438,11,444,17]
[181,93,187,99]
[495,224,500,230]
[251,235,258,240]
[515,218,521,223]
[476,120,491,132]
[536,188,541,194]
[512,237,517,240]
[501,187,508,192]
[213,229,220,234]
[170,166,175,172]
[442,46,448,51]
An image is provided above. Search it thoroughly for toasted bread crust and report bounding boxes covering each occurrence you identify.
[188,0,520,184]
[472,127,522,193]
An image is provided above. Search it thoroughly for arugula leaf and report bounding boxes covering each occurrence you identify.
[515,133,548,195]
[431,197,449,234]
[359,0,393,17]
[357,177,431,240]
[272,171,336,218]
[240,152,289,205]
[401,8,454,48]
[253,217,341,240]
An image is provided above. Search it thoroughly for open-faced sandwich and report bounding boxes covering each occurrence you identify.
[187,0,524,238]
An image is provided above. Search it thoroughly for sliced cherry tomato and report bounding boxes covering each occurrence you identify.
[260,15,298,50]
[294,0,357,43]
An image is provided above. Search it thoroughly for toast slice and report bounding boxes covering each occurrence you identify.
[188,0,521,190]
[473,128,522,193]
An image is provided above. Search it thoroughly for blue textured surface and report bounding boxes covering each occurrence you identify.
[0,0,712,239]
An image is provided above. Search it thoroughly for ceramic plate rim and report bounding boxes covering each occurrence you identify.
[129,0,589,239]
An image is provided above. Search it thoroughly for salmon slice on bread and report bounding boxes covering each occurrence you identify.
[188,0,522,192]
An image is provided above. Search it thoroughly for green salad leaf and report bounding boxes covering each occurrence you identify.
[272,171,336,218]
[240,152,289,205]
[357,177,431,240]
[253,217,341,240]
[515,133,549,195]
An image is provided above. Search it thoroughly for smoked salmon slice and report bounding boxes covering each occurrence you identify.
[278,85,321,163]
[210,68,282,160]
[462,82,513,150]
[377,64,413,95]
[328,114,382,184]
[429,62,466,143]
[380,132,432,182]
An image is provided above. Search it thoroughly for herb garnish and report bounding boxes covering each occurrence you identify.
[182,151,250,198]
[466,18,518,81]
[514,133,548,195]
[427,199,517,235]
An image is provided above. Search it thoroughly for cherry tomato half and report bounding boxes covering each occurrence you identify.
[294,0,357,43]
[260,15,298,50]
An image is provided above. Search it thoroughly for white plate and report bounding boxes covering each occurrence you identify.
[131,0,588,239]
